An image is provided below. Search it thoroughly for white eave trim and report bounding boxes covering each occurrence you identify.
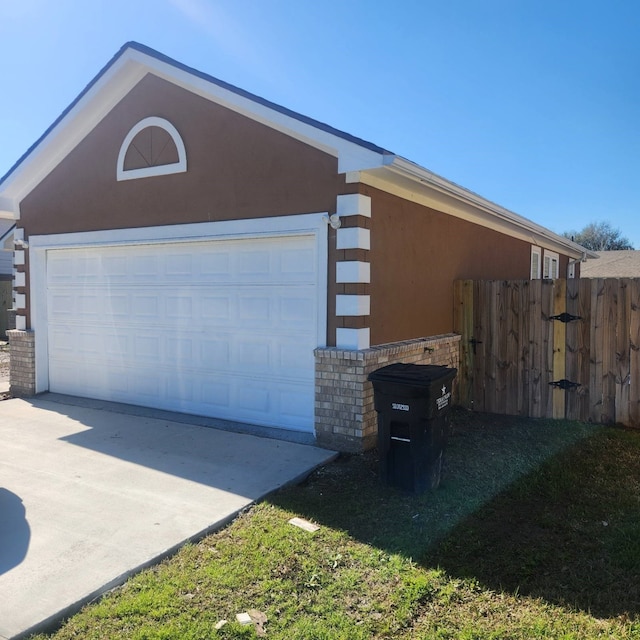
[0,196,18,220]
[0,55,147,207]
[0,45,387,207]
[350,157,598,260]
[127,47,386,173]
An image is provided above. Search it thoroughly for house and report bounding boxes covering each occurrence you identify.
[0,220,15,336]
[0,43,593,451]
[580,250,640,277]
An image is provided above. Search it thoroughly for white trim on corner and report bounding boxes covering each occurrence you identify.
[117,116,187,181]
[336,295,370,317]
[13,271,25,288]
[336,193,372,218]
[336,261,370,284]
[336,227,370,251]
[30,212,329,393]
[336,328,370,350]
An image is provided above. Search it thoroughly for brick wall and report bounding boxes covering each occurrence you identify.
[7,330,35,396]
[314,333,460,452]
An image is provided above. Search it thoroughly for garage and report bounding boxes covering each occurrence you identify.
[44,233,319,432]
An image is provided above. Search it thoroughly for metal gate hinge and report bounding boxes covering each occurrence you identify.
[549,379,581,390]
[469,338,483,355]
[549,312,582,323]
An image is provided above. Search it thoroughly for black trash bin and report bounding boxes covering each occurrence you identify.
[368,363,457,493]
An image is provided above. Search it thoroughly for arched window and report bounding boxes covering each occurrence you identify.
[117,117,187,181]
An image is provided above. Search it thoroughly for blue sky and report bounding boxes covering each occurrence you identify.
[1,0,639,245]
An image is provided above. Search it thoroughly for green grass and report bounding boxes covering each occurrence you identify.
[30,411,640,639]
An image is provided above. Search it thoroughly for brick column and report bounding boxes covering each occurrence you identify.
[315,334,461,452]
[7,330,36,396]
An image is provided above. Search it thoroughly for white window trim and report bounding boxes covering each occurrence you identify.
[567,262,576,279]
[543,249,560,279]
[531,245,542,279]
[116,116,187,181]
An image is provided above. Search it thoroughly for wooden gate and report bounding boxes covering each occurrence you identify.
[453,278,640,426]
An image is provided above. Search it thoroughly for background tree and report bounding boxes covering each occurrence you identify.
[563,221,634,251]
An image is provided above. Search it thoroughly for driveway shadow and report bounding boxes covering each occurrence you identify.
[0,488,30,575]
[22,394,330,501]
[427,427,640,618]
[270,413,640,618]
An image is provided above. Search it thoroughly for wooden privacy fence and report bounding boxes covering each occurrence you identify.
[453,278,640,427]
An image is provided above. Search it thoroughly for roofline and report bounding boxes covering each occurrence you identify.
[0,42,598,262]
[351,156,598,260]
[128,43,392,156]
[0,42,391,218]
[0,222,15,244]
[0,42,391,190]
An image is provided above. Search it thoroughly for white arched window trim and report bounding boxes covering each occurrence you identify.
[116,116,187,181]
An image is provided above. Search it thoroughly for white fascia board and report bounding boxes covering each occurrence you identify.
[133,49,387,173]
[1,46,387,207]
[0,196,18,220]
[0,56,147,206]
[352,160,597,260]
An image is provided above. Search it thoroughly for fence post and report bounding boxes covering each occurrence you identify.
[453,279,474,408]
[552,279,567,419]
[630,279,640,426]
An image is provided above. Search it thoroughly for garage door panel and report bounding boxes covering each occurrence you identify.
[279,294,315,326]
[48,294,75,319]
[164,253,193,277]
[50,328,315,380]
[238,249,271,277]
[133,295,159,319]
[46,235,318,432]
[200,252,231,278]
[279,388,313,421]
[238,295,271,325]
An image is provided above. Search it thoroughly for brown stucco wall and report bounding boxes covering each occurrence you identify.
[14,72,579,346]
[20,74,341,235]
[18,73,343,333]
[361,186,535,345]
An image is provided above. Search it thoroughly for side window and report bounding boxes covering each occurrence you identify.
[543,250,560,279]
[530,246,541,279]
[117,117,187,181]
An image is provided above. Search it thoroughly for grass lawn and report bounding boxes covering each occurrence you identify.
[31,410,640,639]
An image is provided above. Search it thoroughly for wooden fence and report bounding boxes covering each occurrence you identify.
[453,278,640,427]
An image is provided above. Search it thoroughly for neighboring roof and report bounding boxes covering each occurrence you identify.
[0,42,596,260]
[0,220,14,249]
[580,251,640,277]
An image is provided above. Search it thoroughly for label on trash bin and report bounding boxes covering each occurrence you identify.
[436,385,451,410]
[392,402,410,411]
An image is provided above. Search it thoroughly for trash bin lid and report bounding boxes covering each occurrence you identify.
[367,363,456,386]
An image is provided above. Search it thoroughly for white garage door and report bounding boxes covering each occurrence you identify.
[46,235,318,432]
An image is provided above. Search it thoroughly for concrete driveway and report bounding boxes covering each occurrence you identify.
[0,395,336,639]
